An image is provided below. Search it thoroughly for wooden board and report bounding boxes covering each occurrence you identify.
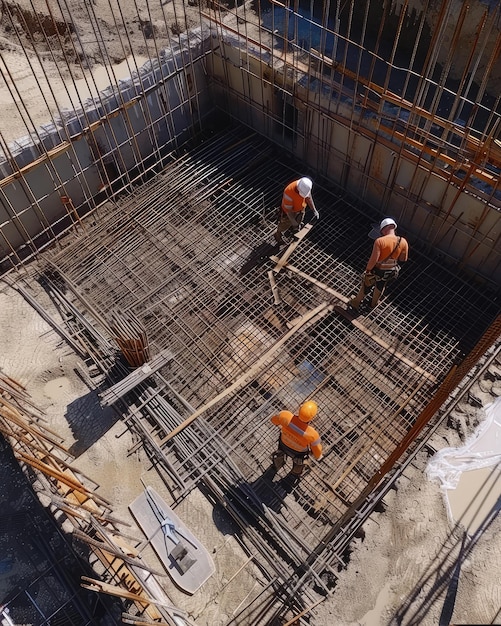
[333,306,436,382]
[129,487,215,595]
[273,222,315,273]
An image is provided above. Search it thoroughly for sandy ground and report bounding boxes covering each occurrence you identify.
[0,278,263,626]
[1,275,500,626]
[0,0,203,146]
[3,0,499,149]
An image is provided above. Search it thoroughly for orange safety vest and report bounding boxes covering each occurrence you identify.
[271,411,323,459]
[281,180,307,214]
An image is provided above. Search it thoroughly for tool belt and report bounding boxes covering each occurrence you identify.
[374,265,400,282]
[369,237,402,284]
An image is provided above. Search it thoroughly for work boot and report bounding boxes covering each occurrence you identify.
[348,298,360,311]
[272,451,285,471]
[274,232,285,246]
[291,460,304,476]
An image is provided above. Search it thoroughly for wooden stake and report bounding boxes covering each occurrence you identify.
[267,270,281,305]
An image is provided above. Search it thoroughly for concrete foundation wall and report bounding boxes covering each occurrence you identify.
[0,26,499,287]
[0,28,213,269]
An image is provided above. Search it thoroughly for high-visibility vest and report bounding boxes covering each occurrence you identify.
[271,411,323,459]
[281,180,307,214]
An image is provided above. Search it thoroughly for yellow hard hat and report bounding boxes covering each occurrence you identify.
[298,400,318,422]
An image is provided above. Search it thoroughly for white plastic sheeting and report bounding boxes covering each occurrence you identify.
[427,396,501,490]
[427,395,501,534]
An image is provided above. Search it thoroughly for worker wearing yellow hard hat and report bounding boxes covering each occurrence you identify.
[271,400,323,476]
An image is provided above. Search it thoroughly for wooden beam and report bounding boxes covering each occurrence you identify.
[158,302,332,444]
[81,577,177,610]
[273,223,315,273]
[348,316,437,382]
[269,258,349,303]
[264,261,435,381]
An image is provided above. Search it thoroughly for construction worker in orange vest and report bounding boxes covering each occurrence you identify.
[271,400,323,476]
[274,177,319,245]
[349,217,409,311]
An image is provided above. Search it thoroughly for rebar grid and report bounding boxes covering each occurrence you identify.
[30,126,499,595]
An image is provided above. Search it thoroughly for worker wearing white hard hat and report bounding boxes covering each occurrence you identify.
[348,217,409,310]
[368,217,397,239]
[274,177,319,246]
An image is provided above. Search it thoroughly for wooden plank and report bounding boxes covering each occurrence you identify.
[273,222,314,273]
[158,302,332,444]
[267,270,281,305]
[269,259,348,304]
[81,576,176,610]
[333,306,436,382]
[72,529,165,576]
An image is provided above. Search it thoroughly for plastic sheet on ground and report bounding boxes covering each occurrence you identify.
[426,395,501,534]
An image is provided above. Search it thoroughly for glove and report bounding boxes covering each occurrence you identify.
[317,454,324,461]
[313,209,320,220]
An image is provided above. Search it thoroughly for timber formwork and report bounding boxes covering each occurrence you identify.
[20,125,500,619]
[0,373,191,626]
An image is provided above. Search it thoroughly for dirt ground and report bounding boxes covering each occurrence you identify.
[3,0,499,147]
[1,275,500,626]
[0,0,205,145]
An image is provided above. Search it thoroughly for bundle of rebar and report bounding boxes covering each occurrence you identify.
[110,310,150,367]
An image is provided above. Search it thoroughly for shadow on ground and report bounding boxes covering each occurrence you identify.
[212,466,300,535]
[66,388,119,457]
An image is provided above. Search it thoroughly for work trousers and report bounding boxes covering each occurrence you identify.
[350,267,399,310]
[276,209,305,236]
[273,438,309,475]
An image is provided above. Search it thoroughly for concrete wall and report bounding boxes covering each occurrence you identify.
[0,28,213,270]
[206,30,501,288]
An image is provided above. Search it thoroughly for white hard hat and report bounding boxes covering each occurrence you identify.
[380,218,397,232]
[297,177,313,198]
